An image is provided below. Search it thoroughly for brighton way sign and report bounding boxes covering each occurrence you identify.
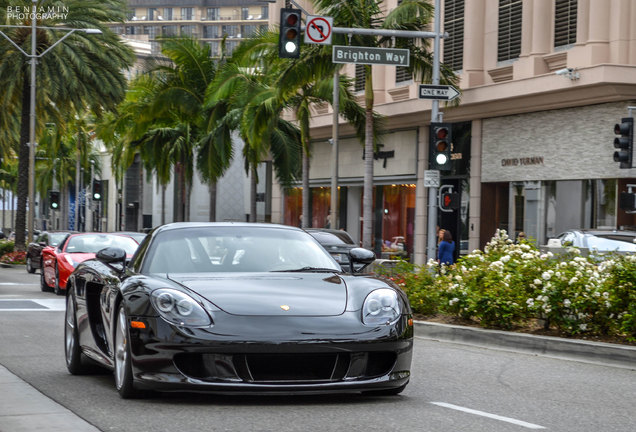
[332,45,409,67]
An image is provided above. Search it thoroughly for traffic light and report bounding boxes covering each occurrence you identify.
[278,8,301,58]
[440,192,460,211]
[92,179,102,201]
[613,117,633,169]
[429,122,452,171]
[49,190,60,210]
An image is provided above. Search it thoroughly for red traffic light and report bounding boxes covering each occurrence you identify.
[435,127,448,140]
[285,12,298,27]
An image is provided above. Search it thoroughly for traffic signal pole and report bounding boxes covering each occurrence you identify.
[426,0,443,263]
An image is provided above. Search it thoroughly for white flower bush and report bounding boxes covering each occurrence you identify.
[379,229,636,341]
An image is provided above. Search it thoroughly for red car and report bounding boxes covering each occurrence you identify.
[41,233,140,295]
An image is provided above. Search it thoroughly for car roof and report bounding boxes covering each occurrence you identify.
[152,222,303,235]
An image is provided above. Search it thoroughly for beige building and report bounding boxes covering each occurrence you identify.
[111,1,636,264]
[282,0,636,264]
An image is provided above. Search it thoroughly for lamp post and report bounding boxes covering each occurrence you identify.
[0,2,102,243]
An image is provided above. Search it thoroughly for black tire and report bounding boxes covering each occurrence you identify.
[26,256,35,273]
[362,382,408,396]
[40,268,53,292]
[65,287,89,374]
[54,263,63,296]
[114,303,141,398]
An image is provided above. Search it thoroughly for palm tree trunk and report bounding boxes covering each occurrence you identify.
[362,67,374,249]
[208,182,217,221]
[302,150,310,228]
[15,74,30,251]
[250,164,257,222]
[161,184,166,225]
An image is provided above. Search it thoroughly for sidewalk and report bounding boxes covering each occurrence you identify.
[414,321,636,369]
[0,365,99,432]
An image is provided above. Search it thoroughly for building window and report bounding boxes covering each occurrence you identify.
[181,7,193,20]
[222,25,239,37]
[497,0,522,62]
[444,0,464,71]
[147,8,157,21]
[163,8,173,20]
[395,66,412,84]
[261,6,269,19]
[180,25,196,37]
[207,7,219,21]
[242,25,259,38]
[208,41,220,57]
[554,0,577,48]
[355,64,366,92]
[242,7,249,20]
[226,40,240,55]
[204,25,220,39]
[162,25,177,37]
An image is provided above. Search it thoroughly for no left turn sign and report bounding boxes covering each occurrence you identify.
[304,15,333,45]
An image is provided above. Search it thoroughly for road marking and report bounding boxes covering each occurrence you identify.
[430,402,546,429]
[0,282,39,286]
[0,299,65,311]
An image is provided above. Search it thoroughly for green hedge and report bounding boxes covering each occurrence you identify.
[0,240,14,256]
[378,230,636,341]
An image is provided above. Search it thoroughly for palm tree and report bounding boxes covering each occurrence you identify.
[313,0,458,247]
[205,44,302,222]
[0,0,134,249]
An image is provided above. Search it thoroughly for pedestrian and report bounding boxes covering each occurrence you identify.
[437,229,455,266]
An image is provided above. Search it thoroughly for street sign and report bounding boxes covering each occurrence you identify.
[418,84,459,101]
[304,15,333,45]
[332,45,409,66]
[423,170,440,188]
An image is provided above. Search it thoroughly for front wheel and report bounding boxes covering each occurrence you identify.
[114,303,140,398]
[40,269,53,292]
[26,256,35,273]
[54,263,63,296]
[65,287,89,374]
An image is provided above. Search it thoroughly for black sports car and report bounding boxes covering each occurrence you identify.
[65,222,413,398]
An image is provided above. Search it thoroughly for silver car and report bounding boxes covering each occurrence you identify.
[557,229,636,253]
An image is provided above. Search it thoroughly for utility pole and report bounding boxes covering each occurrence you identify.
[426,0,443,263]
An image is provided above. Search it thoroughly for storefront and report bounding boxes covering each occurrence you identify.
[479,102,636,246]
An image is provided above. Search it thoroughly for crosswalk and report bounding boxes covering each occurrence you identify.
[0,299,66,311]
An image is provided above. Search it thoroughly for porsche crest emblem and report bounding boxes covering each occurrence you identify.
[280,305,290,311]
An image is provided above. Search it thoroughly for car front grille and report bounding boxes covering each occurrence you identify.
[174,351,396,384]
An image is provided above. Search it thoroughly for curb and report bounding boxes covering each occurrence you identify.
[414,321,636,369]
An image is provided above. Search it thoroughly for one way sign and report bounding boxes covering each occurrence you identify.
[418,84,460,101]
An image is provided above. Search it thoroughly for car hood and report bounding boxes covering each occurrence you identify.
[167,273,346,316]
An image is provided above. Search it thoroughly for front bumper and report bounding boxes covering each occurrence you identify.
[127,311,413,394]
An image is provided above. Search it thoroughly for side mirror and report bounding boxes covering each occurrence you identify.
[96,247,127,271]
[348,247,376,273]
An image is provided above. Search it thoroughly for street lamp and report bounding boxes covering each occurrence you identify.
[0,1,102,243]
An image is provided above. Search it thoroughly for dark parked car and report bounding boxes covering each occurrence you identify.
[305,228,358,270]
[26,231,74,273]
[556,229,636,253]
[64,222,413,398]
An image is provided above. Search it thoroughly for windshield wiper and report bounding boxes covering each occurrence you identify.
[272,267,340,273]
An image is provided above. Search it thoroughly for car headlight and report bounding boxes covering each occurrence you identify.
[362,288,401,326]
[150,289,212,327]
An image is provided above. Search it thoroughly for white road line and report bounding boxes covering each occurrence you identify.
[430,402,546,430]
[0,298,66,311]
[0,283,39,286]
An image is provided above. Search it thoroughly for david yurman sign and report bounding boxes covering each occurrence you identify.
[332,45,409,66]
[501,156,544,167]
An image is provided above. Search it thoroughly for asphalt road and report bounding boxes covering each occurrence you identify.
[0,265,634,432]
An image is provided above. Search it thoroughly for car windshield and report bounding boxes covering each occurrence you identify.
[143,226,341,274]
[585,235,636,252]
[307,230,355,245]
[49,233,68,247]
[65,234,139,255]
